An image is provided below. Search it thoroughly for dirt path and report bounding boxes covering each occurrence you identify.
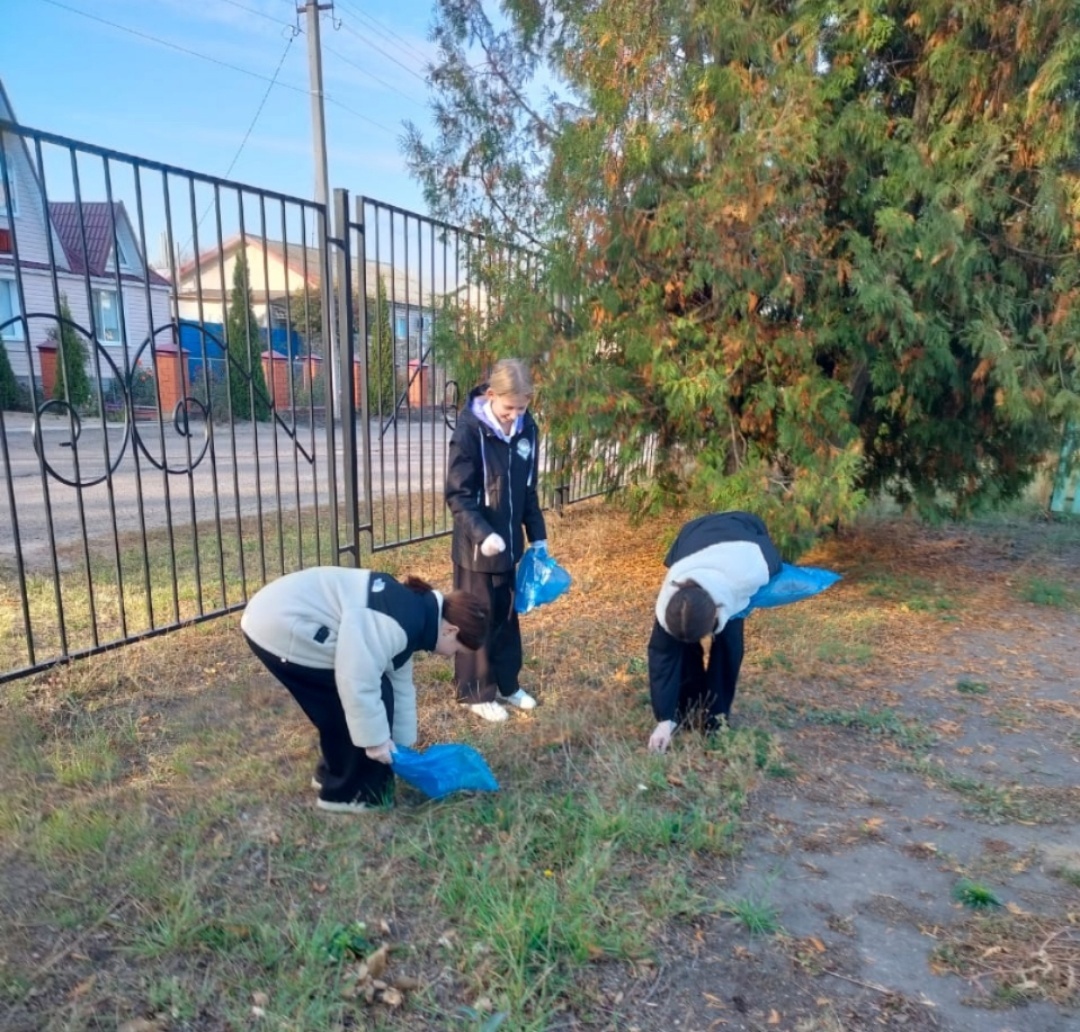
[631,520,1080,1032]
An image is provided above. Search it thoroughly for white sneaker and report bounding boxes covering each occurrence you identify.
[316,797,376,814]
[499,688,537,711]
[466,701,509,723]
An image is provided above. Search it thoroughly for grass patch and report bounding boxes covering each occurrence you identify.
[952,878,1003,910]
[1019,576,1080,609]
[955,679,990,695]
[720,893,781,936]
[902,758,1073,824]
[2,502,1079,1028]
[861,572,959,616]
[802,706,934,751]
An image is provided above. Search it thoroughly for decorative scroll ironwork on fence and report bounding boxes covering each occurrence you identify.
[0,121,633,685]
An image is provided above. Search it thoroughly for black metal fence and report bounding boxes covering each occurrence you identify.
[0,121,620,685]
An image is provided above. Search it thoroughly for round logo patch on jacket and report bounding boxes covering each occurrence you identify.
[516,438,532,461]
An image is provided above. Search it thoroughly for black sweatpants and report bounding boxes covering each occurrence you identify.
[452,563,522,704]
[245,635,395,806]
[652,617,745,729]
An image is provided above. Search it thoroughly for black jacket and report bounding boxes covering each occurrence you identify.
[445,385,547,573]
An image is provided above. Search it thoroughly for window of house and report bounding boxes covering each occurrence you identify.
[395,315,407,338]
[93,288,121,342]
[0,227,12,254]
[114,235,134,270]
[0,278,24,341]
[0,153,17,218]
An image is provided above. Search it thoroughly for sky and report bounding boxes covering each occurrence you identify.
[1,0,439,218]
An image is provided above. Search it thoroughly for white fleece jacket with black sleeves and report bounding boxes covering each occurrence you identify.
[648,512,782,724]
[655,541,772,636]
[240,567,434,749]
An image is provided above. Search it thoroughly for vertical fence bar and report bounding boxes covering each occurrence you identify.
[354,195,373,560]
[332,188,358,566]
[0,130,36,666]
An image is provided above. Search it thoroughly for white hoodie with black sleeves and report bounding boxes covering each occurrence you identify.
[240,568,440,749]
[648,512,782,723]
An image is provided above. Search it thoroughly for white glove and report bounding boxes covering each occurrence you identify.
[365,739,396,765]
[481,533,506,557]
[648,720,677,754]
[532,539,548,554]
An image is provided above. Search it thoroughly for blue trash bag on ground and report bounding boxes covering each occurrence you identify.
[515,543,572,614]
[733,563,841,620]
[391,743,500,800]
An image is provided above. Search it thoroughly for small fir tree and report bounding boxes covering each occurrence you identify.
[225,254,270,421]
[367,276,397,416]
[0,342,19,409]
[51,295,92,410]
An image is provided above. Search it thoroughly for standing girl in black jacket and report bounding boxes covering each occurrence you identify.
[445,359,548,723]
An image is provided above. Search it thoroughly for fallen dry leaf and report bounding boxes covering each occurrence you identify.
[366,944,390,980]
[118,1021,165,1032]
[70,975,96,999]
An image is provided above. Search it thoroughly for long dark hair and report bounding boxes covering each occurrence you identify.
[664,580,717,642]
[403,576,489,651]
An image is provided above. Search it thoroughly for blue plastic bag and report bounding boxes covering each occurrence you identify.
[391,743,500,800]
[733,563,841,620]
[515,543,572,614]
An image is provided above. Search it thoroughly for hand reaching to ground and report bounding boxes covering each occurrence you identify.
[648,720,677,754]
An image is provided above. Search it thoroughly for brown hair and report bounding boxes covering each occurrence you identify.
[664,581,717,642]
[441,590,490,651]
[402,576,489,651]
[488,358,533,398]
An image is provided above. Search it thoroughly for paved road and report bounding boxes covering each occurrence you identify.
[0,409,453,571]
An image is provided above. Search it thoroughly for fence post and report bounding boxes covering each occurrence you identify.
[332,188,360,565]
[354,196,374,558]
[1050,424,1079,515]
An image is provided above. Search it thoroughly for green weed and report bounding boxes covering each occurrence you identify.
[952,879,1003,910]
[803,706,933,751]
[721,894,780,935]
[1020,577,1079,609]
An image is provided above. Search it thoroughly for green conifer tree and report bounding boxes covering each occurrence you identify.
[51,295,92,410]
[0,341,19,409]
[367,276,397,416]
[408,0,1080,547]
[225,254,270,421]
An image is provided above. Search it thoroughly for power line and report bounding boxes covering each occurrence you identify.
[180,31,300,256]
[323,41,427,108]
[334,0,432,68]
[324,94,398,137]
[219,0,296,30]
[36,0,402,138]
[36,0,314,98]
[335,14,428,83]
[222,32,299,179]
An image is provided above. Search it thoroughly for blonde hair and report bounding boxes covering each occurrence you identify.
[488,358,533,398]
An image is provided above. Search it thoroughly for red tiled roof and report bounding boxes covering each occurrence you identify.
[48,201,170,288]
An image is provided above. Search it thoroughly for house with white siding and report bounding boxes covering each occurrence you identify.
[0,80,173,401]
[174,236,437,358]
